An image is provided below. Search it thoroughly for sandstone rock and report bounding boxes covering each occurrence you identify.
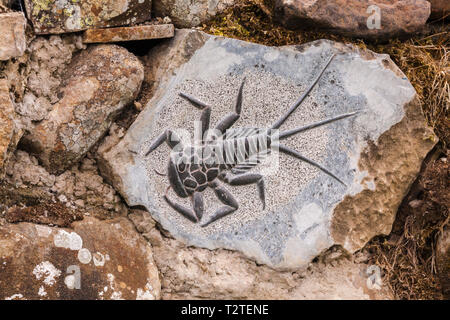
[83,24,174,44]
[0,217,160,300]
[0,12,27,61]
[429,0,450,19]
[153,0,235,27]
[436,227,450,298]
[0,80,21,179]
[130,209,393,299]
[98,30,436,270]
[23,45,144,174]
[274,0,430,39]
[24,0,152,34]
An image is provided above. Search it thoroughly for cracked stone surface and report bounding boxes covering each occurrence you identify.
[98,30,436,269]
[0,217,160,300]
[22,44,144,174]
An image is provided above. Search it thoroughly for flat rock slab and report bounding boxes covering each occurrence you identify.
[0,12,27,60]
[83,24,174,44]
[0,217,161,300]
[99,30,436,269]
[22,44,144,174]
[24,0,152,34]
[274,0,430,39]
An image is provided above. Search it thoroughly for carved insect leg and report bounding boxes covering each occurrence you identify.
[145,129,182,156]
[201,181,239,227]
[179,92,211,142]
[213,78,246,135]
[275,143,346,185]
[220,172,266,209]
[164,187,204,223]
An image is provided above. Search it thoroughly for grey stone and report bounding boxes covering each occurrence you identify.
[0,12,27,61]
[98,30,436,269]
[153,0,235,27]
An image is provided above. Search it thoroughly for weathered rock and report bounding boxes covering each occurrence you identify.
[130,209,393,299]
[0,12,27,61]
[24,0,152,34]
[4,150,126,219]
[98,30,436,270]
[0,80,22,179]
[23,45,144,174]
[153,0,235,27]
[83,24,174,44]
[274,0,430,39]
[437,227,450,298]
[429,0,450,19]
[0,217,161,300]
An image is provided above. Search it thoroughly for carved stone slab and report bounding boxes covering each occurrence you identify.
[98,30,436,269]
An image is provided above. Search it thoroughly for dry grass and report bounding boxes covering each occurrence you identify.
[366,156,449,300]
[201,0,449,300]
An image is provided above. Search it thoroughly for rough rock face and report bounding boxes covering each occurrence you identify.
[0,80,22,178]
[0,12,27,61]
[0,217,161,300]
[3,150,127,219]
[153,0,235,27]
[23,45,144,174]
[274,0,431,39]
[130,209,393,299]
[429,0,450,19]
[437,227,450,298]
[98,30,436,270]
[24,0,152,34]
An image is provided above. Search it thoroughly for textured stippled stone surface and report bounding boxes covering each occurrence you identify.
[83,24,174,43]
[22,44,144,174]
[98,30,436,269]
[24,0,152,34]
[0,12,27,61]
[274,0,431,39]
[0,217,161,300]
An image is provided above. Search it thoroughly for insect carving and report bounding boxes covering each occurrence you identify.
[145,54,358,227]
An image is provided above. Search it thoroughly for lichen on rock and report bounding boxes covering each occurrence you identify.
[22,44,144,174]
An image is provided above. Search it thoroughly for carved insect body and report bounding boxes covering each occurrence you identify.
[146,54,358,227]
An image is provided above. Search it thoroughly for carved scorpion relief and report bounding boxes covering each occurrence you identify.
[145,55,358,227]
